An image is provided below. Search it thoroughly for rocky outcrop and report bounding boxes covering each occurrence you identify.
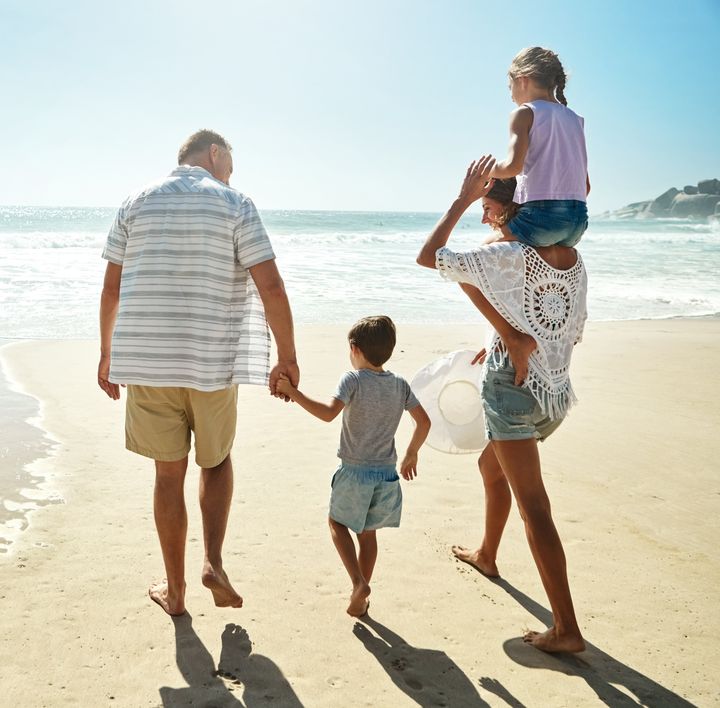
[608,178,720,220]
[669,194,720,219]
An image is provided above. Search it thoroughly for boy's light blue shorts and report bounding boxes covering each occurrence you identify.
[329,462,402,534]
[507,199,588,247]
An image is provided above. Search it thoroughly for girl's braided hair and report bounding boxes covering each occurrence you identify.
[508,47,568,106]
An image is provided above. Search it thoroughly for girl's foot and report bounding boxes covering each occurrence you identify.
[505,332,537,385]
[451,545,499,577]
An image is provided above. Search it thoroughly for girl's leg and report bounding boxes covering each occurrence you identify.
[328,517,370,617]
[357,529,378,583]
[452,443,512,576]
[459,283,536,385]
[492,438,585,653]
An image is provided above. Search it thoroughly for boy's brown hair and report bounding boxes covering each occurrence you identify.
[348,316,396,367]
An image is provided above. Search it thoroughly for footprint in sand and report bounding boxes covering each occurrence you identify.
[391,658,408,671]
[404,675,423,691]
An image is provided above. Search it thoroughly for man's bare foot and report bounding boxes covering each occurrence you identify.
[523,627,585,653]
[505,332,537,385]
[201,564,243,608]
[347,582,371,617]
[148,579,186,616]
[451,545,500,577]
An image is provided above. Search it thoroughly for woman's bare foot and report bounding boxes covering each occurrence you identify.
[148,579,186,616]
[201,564,243,608]
[504,332,537,385]
[451,545,500,577]
[347,582,371,617]
[523,627,585,653]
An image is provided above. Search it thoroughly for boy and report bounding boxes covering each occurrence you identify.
[277,316,431,616]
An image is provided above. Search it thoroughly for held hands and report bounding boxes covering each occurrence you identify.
[270,361,299,402]
[400,451,418,481]
[458,155,496,205]
[275,373,296,400]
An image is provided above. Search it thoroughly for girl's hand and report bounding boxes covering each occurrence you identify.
[458,155,496,204]
[471,348,487,365]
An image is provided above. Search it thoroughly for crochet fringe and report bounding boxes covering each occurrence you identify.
[489,339,576,421]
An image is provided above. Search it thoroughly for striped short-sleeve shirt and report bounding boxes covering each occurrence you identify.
[102,165,275,391]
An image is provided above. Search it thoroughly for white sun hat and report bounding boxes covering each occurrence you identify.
[411,349,488,454]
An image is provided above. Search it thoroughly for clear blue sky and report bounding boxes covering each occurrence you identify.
[2,0,718,214]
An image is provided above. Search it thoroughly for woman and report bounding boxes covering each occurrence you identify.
[417,155,588,654]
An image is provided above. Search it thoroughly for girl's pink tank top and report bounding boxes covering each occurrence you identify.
[514,100,588,204]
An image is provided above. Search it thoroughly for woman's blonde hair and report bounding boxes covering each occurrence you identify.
[508,47,568,106]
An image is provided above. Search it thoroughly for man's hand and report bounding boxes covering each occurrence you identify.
[458,155,496,205]
[400,452,418,481]
[270,360,299,401]
[97,354,121,400]
[275,373,296,400]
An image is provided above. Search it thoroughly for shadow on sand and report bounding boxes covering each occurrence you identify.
[491,577,697,707]
[354,613,515,707]
[159,615,303,707]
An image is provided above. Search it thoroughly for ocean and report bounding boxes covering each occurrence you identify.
[2,206,719,339]
[1,206,719,550]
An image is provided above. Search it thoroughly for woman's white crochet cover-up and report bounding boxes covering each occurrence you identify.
[437,242,588,420]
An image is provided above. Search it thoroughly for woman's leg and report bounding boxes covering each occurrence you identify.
[357,529,378,583]
[492,438,585,653]
[452,443,511,576]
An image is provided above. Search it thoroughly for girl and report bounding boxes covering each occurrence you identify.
[490,46,590,246]
[439,47,589,389]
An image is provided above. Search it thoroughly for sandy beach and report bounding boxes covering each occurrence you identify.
[1,318,718,707]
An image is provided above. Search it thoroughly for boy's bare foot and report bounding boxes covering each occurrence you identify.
[505,332,537,385]
[347,582,371,617]
[451,545,500,577]
[201,564,243,608]
[523,627,585,653]
[148,579,186,616]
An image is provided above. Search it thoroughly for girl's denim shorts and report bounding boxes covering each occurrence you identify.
[482,357,563,442]
[507,199,588,248]
[329,462,402,534]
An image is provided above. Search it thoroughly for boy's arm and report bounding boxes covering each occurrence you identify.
[276,377,344,422]
[489,106,532,179]
[399,404,431,481]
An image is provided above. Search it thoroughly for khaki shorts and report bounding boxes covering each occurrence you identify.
[126,385,238,468]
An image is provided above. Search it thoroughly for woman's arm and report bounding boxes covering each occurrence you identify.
[489,106,533,179]
[416,155,496,269]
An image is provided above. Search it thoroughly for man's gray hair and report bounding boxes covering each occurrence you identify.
[178,129,232,164]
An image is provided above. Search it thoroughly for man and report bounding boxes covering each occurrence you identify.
[98,129,298,616]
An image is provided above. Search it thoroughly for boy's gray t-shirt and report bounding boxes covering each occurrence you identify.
[333,369,420,466]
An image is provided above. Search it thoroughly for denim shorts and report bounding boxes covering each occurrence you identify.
[329,462,402,533]
[481,357,563,442]
[507,200,588,247]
